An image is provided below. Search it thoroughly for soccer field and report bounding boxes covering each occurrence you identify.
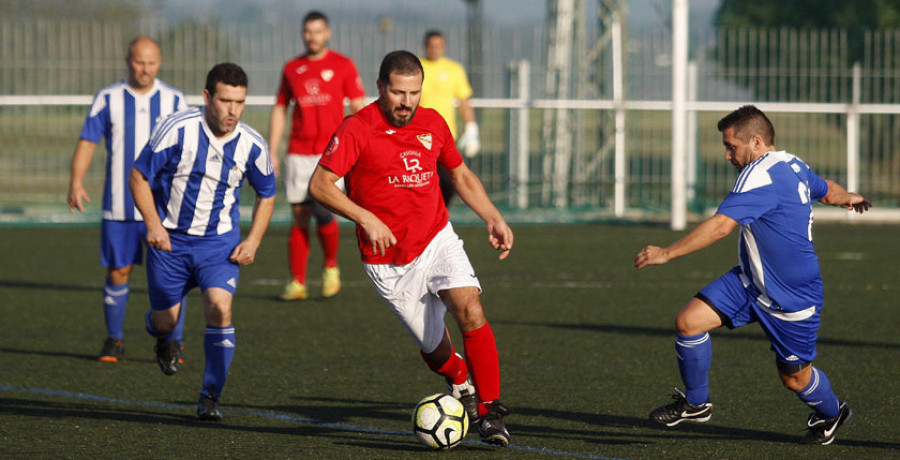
[0,223,897,459]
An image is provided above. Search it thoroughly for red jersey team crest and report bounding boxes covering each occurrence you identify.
[417,133,433,150]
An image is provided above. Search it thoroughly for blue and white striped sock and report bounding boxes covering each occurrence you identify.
[676,332,712,406]
[103,280,129,340]
[202,325,236,400]
[797,367,840,419]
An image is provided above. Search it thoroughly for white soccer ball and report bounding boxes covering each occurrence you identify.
[412,393,469,450]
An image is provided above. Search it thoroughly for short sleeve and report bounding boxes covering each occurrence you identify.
[436,116,464,170]
[318,118,363,177]
[80,92,109,143]
[247,143,276,198]
[274,69,293,106]
[343,60,366,100]
[807,167,829,202]
[453,63,473,100]
[717,185,778,225]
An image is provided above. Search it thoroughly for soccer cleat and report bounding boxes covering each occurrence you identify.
[649,387,713,427]
[197,394,223,421]
[446,375,480,424]
[478,400,512,446]
[322,267,341,298]
[280,279,308,301]
[800,400,852,445]
[98,338,123,363]
[154,338,181,376]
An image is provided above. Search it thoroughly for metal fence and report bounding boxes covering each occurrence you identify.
[1,17,899,224]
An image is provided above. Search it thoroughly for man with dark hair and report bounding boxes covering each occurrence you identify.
[68,36,188,363]
[130,62,276,421]
[310,50,514,446]
[635,105,870,445]
[269,10,366,301]
[420,30,479,206]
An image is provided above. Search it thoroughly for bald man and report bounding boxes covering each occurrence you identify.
[68,36,188,362]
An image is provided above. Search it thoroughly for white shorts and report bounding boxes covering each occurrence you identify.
[364,222,482,354]
[285,153,344,204]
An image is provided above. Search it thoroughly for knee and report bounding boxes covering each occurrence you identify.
[455,300,487,332]
[107,266,132,285]
[150,308,178,333]
[778,362,812,392]
[674,312,702,336]
[292,205,312,228]
[779,372,807,392]
[205,303,232,327]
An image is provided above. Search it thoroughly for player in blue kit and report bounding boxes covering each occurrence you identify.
[68,36,188,362]
[634,105,870,445]
[130,63,276,420]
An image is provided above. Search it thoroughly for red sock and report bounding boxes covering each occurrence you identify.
[317,220,340,268]
[288,225,310,283]
[463,322,501,417]
[420,346,468,385]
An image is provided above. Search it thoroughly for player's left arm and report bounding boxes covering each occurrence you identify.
[447,162,513,260]
[230,194,275,266]
[634,213,738,270]
[820,179,872,213]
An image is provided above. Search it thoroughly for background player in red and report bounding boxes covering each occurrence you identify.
[309,50,514,446]
[268,10,366,301]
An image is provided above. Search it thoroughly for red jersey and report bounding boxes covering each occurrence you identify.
[275,50,365,155]
[318,103,464,265]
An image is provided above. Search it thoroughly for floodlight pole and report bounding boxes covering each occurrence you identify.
[671,0,689,230]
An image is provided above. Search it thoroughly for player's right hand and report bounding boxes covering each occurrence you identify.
[360,214,396,257]
[68,186,90,213]
[487,219,513,260]
[634,245,669,270]
[146,225,172,252]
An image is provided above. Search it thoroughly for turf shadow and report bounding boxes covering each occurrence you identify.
[509,406,798,445]
[0,396,362,439]
[0,346,98,362]
[0,279,147,294]
[494,320,900,350]
[231,395,409,425]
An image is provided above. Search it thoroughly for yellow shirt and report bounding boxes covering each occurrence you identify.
[420,56,473,138]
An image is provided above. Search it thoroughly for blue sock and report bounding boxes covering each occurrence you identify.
[202,325,236,400]
[797,367,840,419]
[174,296,187,343]
[676,332,712,405]
[103,280,129,340]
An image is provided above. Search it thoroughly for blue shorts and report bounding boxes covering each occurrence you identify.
[698,266,822,365]
[146,231,241,311]
[100,220,146,269]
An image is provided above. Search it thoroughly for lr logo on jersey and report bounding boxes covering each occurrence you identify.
[389,151,433,188]
[403,156,423,173]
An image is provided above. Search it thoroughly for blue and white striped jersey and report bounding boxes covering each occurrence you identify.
[80,79,187,221]
[716,150,829,314]
[134,107,276,237]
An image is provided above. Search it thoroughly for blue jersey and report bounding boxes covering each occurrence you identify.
[80,79,187,221]
[716,150,829,314]
[134,107,276,237]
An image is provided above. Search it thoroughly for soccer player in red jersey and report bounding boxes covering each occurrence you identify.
[310,50,514,447]
[269,11,366,301]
